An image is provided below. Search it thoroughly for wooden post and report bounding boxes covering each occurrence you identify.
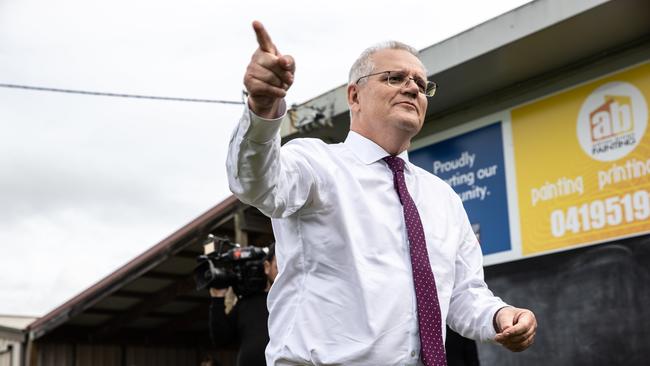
[234,208,248,247]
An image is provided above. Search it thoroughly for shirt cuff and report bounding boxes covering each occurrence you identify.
[245,99,287,143]
[482,303,511,342]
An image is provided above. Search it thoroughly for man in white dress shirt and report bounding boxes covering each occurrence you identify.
[226,21,537,366]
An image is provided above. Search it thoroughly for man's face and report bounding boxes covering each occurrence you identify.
[352,49,428,136]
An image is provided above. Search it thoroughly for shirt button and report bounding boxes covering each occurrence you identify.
[411,351,416,357]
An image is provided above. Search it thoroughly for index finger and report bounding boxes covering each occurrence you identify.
[253,20,277,54]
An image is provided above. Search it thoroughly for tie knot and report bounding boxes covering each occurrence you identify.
[383,156,405,173]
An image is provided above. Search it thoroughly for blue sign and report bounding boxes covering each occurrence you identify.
[410,122,511,255]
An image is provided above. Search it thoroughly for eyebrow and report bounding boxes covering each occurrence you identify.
[393,69,426,80]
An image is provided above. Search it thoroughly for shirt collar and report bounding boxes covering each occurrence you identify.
[344,131,411,170]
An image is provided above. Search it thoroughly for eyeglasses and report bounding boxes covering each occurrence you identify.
[355,70,437,97]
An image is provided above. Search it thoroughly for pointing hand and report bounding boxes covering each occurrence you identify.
[243,21,295,119]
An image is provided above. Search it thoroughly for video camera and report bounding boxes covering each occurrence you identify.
[194,235,269,297]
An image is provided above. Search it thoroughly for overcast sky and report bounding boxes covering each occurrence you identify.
[0,0,531,317]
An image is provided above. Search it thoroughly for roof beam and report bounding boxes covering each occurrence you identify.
[85,308,176,319]
[157,303,210,332]
[94,274,196,339]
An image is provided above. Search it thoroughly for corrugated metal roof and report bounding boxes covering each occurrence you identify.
[25,194,275,345]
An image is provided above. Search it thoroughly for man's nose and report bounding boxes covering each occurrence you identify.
[402,78,419,96]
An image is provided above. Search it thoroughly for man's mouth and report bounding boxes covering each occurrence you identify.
[396,102,417,111]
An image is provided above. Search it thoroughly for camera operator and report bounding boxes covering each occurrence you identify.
[208,244,277,366]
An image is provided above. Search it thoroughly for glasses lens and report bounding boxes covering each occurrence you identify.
[386,71,406,88]
[414,78,427,94]
[425,82,437,97]
[384,71,436,97]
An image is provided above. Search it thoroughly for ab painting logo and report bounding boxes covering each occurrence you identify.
[511,62,650,257]
[577,82,648,162]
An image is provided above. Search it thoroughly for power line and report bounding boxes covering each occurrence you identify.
[0,83,244,105]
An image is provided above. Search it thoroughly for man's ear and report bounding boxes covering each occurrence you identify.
[347,84,360,112]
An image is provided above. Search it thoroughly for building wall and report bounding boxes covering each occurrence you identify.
[32,342,236,366]
[35,343,197,366]
[0,338,23,366]
[479,234,650,365]
[410,28,650,366]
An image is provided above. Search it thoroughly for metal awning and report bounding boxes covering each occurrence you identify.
[285,0,650,143]
[27,195,273,345]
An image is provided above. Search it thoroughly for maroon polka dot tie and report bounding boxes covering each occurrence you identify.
[384,156,447,366]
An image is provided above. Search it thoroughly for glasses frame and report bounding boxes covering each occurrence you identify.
[355,70,437,97]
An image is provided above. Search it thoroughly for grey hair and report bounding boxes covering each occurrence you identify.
[348,41,423,86]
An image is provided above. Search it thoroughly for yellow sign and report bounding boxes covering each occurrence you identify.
[511,62,650,255]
